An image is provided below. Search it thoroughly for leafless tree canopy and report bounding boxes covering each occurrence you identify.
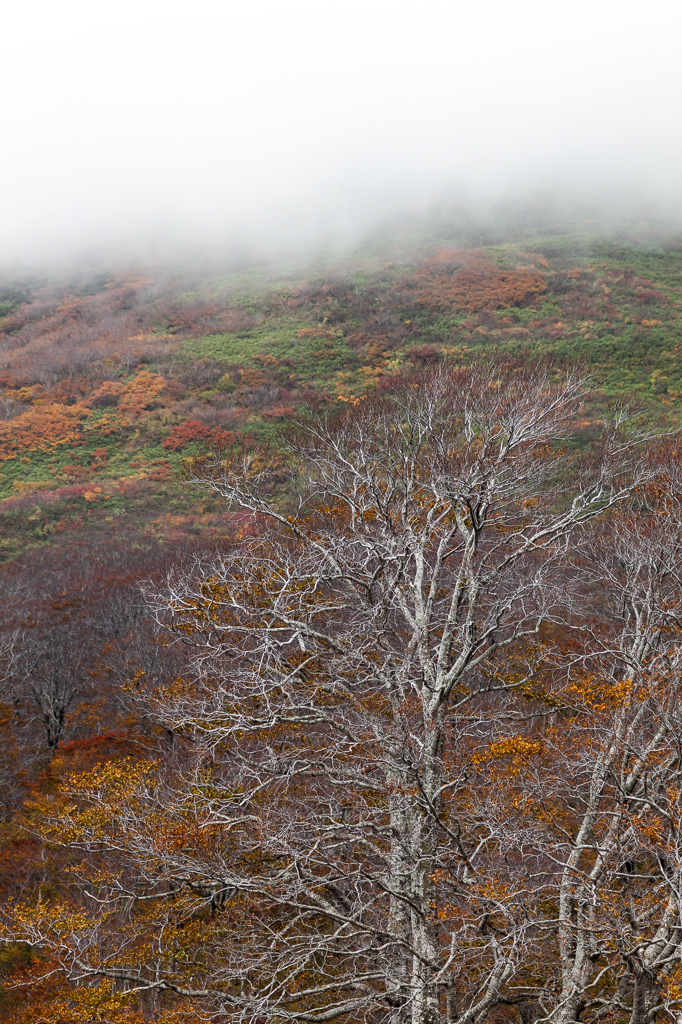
[6,361,682,1024]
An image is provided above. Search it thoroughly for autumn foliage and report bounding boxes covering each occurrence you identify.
[0,236,681,1023]
[4,362,682,1024]
[0,403,85,460]
[161,419,240,452]
[407,251,547,312]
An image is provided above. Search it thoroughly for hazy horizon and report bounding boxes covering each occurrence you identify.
[3,0,681,271]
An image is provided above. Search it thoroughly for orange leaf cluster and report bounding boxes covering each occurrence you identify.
[84,371,182,424]
[115,371,179,423]
[409,251,547,313]
[0,404,85,461]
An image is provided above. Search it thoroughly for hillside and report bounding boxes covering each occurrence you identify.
[1,222,682,1021]
[1,229,681,562]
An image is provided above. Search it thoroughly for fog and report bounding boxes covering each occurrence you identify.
[2,0,681,268]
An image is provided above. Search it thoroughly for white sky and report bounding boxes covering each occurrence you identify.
[2,0,681,265]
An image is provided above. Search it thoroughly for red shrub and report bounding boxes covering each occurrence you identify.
[163,420,241,452]
[162,420,213,451]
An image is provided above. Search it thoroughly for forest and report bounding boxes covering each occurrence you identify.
[2,219,682,1024]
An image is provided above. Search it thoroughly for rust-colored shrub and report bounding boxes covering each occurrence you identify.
[212,428,240,448]
[262,405,295,422]
[162,420,240,452]
[408,251,547,313]
[162,419,213,451]
[239,368,268,387]
[85,382,126,409]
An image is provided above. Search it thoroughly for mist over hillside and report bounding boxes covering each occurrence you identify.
[2,0,681,269]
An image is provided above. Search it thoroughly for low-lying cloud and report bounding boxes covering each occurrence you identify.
[2,0,681,268]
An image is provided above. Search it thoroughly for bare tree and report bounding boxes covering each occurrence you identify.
[532,447,682,1024]
[2,362,665,1024]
